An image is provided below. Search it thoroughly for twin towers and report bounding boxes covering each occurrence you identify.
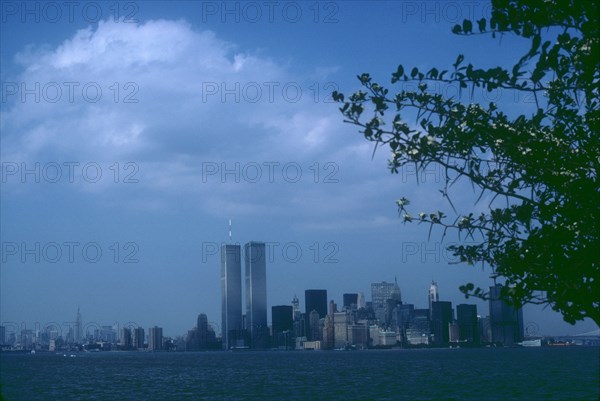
[221,241,268,349]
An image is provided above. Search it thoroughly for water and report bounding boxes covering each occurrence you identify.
[1,347,599,401]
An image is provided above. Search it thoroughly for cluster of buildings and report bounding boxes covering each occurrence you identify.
[0,240,534,352]
[218,241,526,350]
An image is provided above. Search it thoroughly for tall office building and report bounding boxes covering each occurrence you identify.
[305,289,327,341]
[431,301,453,346]
[457,304,479,344]
[371,279,401,324]
[221,244,242,349]
[272,305,293,348]
[343,293,359,309]
[489,284,524,346]
[75,307,83,344]
[245,241,268,348]
[133,327,145,349]
[291,295,301,321]
[428,281,439,318]
[357,292,366,309]
[120,327,132,350]
[197,314,210,349]
[148,326,163,351]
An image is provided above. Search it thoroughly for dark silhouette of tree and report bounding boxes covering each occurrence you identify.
[333,0,599,325]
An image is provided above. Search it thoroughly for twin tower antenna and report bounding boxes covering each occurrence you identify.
[228,219,232,242]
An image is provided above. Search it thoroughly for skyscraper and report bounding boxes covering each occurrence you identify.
[272,305,293,348]
[197,313,209,350]
[343,293,359,309]
[120,327,132,350]
[428,281,439,318]
[489,284,524,346]
[371,279,401,324]
[291,294,301,321]
[245,241,268,348]
[305,289,327,341]
[305,289,328,317]
[457,304,479,344]
[133,327,145,349]
[221,244,242,349]
[431,301,453,346]
[75,306,83,344]
[148,326,163,351]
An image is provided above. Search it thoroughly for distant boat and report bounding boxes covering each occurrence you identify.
[519,339,542,347]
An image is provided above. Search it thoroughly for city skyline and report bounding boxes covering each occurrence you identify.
[1,1,597,341]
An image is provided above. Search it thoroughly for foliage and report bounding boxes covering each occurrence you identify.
[333,0,599,325]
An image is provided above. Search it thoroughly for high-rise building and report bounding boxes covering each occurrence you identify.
[371,279,401,324]
[272,305,293,348]
[0,326,5,345]
[75,307,83,344]
[133,327,145,349]
[221,244,242,349]
[245,241,268,348]
[309,310,322,342]
[120,327,132,350]
[305,289,328,317]
[489,284,524,346]
[291,295,301,321]
[343,293,359,309]
[333,311,349,349]
[406,309,431,345]
[322,315,335,349]
[357,292,366,309]
[428,281,439,318]
[457,304,479,344]
[196,314,210,350]
[305,290,327,341]
[431,301,453,346]
[148,326,163,351]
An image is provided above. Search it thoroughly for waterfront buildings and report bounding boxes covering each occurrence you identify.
[245,241,268,348]
[221,244,243,349]
[371,279,401,325]
[431,301,453,346]
[305,289,327,341]
[148,326,163,351]
[428,281,439,318]
[457,304,479,344]
[489,284,524,345]
[272,305,293,349]
[133,327,145,349]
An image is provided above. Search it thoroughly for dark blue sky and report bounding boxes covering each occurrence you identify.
[1,1,597,337]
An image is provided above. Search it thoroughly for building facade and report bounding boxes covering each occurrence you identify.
[457,304,479,344]
[272,305,293,349]
[148,326,163,351]
[221,244,243,349]
[371,280,401,325]
[245,241,268,348]
[489,284,524,346]
[305,289,327,341]
[431,301,453,346]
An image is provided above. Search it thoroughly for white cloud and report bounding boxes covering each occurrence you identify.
[2,18,417,226]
